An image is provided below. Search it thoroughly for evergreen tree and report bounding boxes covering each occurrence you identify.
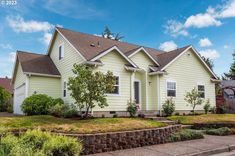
[224,50,235,80]
[102,26,124,41]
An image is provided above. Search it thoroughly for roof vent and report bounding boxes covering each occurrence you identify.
[90,43,95,47]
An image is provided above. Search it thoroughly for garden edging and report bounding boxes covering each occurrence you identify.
[62,124,181,155]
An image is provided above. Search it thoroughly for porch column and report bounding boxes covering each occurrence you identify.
[130,72,135,102]
[145,71,149,110]
[157,75,161,115]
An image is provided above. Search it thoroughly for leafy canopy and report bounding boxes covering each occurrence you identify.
[68,64,116,118]
[0,86,11,112]
[184,88,204,113]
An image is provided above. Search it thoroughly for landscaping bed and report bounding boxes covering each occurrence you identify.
[0,115,166,134]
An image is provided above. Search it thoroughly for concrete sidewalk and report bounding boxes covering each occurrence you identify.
[88,135,235,156]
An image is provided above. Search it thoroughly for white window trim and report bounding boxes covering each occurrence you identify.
[106,74,121,96]
[63,80,67,98]
[59,43,64,60]
[166,80,177,98]
[197,83,205,99]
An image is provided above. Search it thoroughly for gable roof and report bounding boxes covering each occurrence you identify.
[53,27,163,63]
[46,27,217,79]
[0,77,13,93]
[16,51,61,77]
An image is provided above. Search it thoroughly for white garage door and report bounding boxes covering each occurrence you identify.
[14,84,25,115]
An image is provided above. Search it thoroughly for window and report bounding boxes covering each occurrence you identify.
[167,81,176,97]
[108,76,120,94]
[59,44,64,60]
[198,85,205,98]
[63,81,67,97]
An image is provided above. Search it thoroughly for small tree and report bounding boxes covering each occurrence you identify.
[203,99,211,114]
[162,98,175,116]
[127,101,138,117]
[184,88,204,114]
[68,64,116,118]
[0,86,11,112]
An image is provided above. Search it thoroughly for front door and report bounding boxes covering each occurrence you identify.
[134,81,140,104]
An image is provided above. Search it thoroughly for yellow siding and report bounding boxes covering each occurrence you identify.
[14,62,26,89]
[130,51,157,111]
[159,49,216,111]
[49,33,85,103]
[28,76,61,98]
[93,50,132,111]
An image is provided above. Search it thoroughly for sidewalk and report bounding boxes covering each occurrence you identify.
[88,135,235,156]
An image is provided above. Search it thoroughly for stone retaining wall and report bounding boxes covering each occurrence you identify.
[63,125,181,155]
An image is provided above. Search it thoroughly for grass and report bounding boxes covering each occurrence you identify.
[168,114,235,125]
[0,115,165,134]
[168,129,204,142]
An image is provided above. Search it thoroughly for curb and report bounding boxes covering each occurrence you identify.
[188,145,235,156]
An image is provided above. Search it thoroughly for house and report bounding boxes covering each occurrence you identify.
[0,77,13,95]
[12,27,218,116]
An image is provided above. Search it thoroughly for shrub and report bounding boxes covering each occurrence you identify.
[0,130,82,156]
[203,99,210,114]
[168,129,204,142]
[127,101,138,117]
[21,94,54,115]
[113,113,118,118]
[7,103,13,113]
[162,98,175,116]
[174,112,180,116]
[52,98,64,106]
[209,106,216,114]
[205,127,231,136]
[49,103,78,118]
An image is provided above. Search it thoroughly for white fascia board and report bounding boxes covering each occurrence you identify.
[128,47,160,66]
[90,46,138,68]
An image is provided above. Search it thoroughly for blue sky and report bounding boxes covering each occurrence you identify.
[0,0,235,78]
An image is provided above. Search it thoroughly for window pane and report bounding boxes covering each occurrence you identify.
[167,82,176,90]
[115,77,119,85]
[199,92,205,98]
[59,46,62,60]
[198,85,205,91]
[167,90,176,97]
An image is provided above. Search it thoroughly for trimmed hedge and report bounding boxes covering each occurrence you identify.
[205,127,231,136]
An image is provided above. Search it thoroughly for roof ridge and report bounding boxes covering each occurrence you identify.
[156,45,191,56]
[56,27,164,53]
[17,50,45,56]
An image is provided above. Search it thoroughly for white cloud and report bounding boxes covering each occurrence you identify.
[199,49,220,60]
[159,41,177,52]
[199,38,212,47]
[223,45,230,49]
[184,12,222,28]
[0,43,12,49]
[165,20,189,37]
[219,0,235,18]
[9,52,16,63]
[41,32,52,46]
[6,15,54,33]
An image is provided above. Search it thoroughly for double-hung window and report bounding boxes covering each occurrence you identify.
[167,81,176,97]
[59,44,64,60]
[108,76,120,94]
[198,85,205,98]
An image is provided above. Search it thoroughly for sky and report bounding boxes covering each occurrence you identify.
[0,0,235,78]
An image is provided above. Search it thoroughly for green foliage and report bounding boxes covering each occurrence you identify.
[184,88,204,114]
[203,99,211,114]
[127,101,138,117]
[205,127,231,136]
[68,64,116,118]
[0,86,11,112]
[21,94,55,115]
[49,103,78,118]
[201,56,214,70]
[224,51,235,80]
[52,98,64,106]
[0,130,82,156]
[209,106,216,114]
[162,98,175,116]
[102,26,124,41]
[168,129,204,142]
[7,103,13,113]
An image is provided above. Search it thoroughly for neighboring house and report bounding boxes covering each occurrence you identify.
[221,80,235,99]
[0,77,13,95]
[12,27,218,116]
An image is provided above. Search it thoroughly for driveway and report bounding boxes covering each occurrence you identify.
[88,135,235,156]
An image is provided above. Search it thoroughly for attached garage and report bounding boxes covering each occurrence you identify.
[13,84,25,115]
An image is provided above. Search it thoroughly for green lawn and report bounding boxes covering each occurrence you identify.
[0,115,165,134]
[168,114,235,125]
